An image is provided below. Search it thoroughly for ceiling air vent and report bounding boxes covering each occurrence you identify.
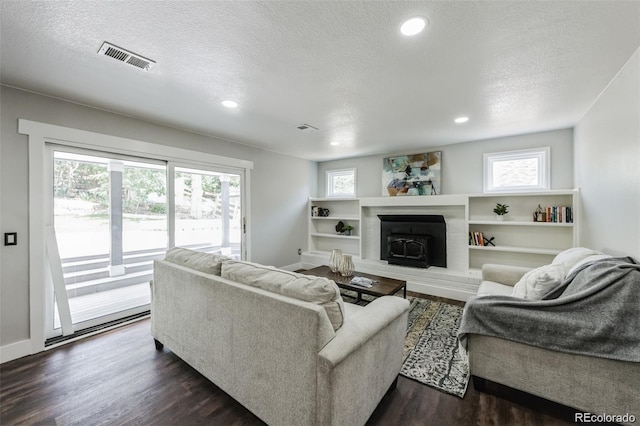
[296,124,319,131]
[98,42,155,71]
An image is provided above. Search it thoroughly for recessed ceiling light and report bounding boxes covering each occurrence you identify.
[400,17,427,36]
[330,141,340,146]
[221,100,238,108]
[454,117,469,124]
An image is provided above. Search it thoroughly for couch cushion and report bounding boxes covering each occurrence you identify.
[164,247,230,276]
[477,281,515,297]
[221,260,345,331]
[511,263,565,299]
[552,247,603,276]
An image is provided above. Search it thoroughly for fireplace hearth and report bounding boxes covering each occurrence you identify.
[378,215,446,268]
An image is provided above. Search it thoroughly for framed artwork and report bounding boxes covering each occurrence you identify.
[382,151,441,196]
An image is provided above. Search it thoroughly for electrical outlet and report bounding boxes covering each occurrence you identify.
[297,248,302,255]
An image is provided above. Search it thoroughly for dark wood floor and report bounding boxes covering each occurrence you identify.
[1,308,576,425]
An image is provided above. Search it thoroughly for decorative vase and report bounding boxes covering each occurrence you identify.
[329,249,342,273]
[338,254,355,277]
[496,215,505,221]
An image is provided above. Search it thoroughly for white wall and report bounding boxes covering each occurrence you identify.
[574,48,640,258]
[0,86,316,348]
[318,129,574,197]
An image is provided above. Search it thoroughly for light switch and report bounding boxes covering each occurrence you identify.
[4,232,17,246]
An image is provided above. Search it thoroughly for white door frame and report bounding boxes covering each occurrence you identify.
[19,119,253,354]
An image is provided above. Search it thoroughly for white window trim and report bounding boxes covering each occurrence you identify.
[326,168,356,198]
[18,119,253,356]
[483,147,550,193]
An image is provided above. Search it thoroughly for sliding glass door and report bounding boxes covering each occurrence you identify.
[49,148,167,337]
[174,166,243,259]
[46,149,246,340]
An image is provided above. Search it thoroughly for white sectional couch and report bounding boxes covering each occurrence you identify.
[151,248,410,426]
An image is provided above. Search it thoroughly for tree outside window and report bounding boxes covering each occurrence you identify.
[327,168,356,198]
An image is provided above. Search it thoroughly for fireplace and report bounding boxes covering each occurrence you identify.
[378,215,446,268]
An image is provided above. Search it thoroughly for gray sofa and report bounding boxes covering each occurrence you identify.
[461,254,640,422]
[151,248,410,426]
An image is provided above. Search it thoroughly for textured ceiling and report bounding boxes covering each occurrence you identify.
[1,1,639,161]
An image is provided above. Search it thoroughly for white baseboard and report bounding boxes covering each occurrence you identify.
[0,339,32,364]
[408,281,476,302]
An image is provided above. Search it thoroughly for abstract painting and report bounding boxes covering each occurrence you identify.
[382,152,441,196]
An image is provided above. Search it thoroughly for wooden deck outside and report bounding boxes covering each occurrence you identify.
[53,244,239,333]
[54,282,150,329]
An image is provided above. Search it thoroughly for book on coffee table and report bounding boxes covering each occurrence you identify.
[350,276,375,288]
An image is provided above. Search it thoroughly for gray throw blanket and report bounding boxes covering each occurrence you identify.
[458,257,640,362]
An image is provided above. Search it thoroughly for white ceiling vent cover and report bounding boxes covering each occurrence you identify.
[98,42,155,71]
[296,124,319,131]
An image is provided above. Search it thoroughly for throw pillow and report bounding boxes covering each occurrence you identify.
[512,263,565,300]
[221,260,345,331]
[552,247,603,277]
[164,247,230,276]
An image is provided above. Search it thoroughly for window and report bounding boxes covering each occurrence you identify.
[483,147,550,193]
[326,168,356,198]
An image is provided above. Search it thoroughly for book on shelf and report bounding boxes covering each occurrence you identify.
[543,206,573,223]
[469,231,485,246]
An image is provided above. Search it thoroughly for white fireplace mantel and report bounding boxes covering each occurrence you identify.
[304,195,476,301]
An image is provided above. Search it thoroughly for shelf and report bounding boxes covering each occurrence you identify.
[310,216,360,221]
[467,189,578,269]
[468,245,562,256]
[309,197,359,202]
[310,233,360,240]
[468,190,577,198]
[308,198,362,256]
[468,220,573,227]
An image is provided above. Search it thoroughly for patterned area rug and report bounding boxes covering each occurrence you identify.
[401,297,469,398]
[342,291,469,398]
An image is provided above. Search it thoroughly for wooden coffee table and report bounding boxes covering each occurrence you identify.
[300,265,406,303]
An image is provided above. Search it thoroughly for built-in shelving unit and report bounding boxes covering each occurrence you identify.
[308,198,361,257]
[305,190,579,300]
[467,190,579,269]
